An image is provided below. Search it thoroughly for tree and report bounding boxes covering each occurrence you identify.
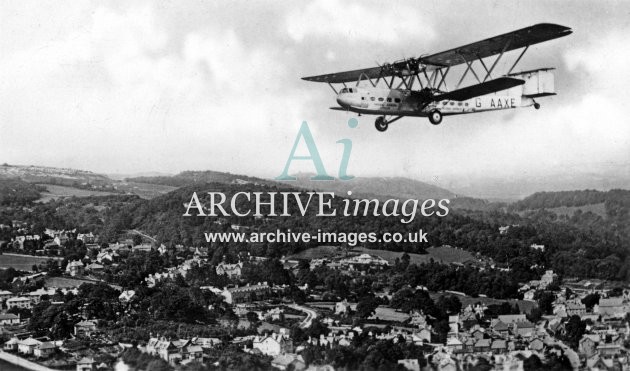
[536,291,555,315]
[562,315,586,349]
[581,293,600,310]
[132,234,143,246]
[356,297,379,318]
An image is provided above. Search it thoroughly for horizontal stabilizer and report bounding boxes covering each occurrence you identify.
[329,107,348,111]
[434,77,525,101]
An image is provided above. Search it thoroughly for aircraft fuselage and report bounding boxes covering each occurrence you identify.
[335,86,535,117]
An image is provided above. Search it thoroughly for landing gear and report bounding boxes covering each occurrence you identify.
[375,116,388,132]
[533,102,541,110]
[374,116,403,132]
[428,110,443,125]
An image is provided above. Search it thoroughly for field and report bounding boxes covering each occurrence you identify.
[429,291,537,314]
[547,203,607,218]
[0,253,62,271]
[288,246,346,260]
[518,202,607,219]
[353,246,478,265]
[288,245,480,265]
[368,306,411,322]
[45,276,122,290]
[36,184,116,203]
[115,181,178,199]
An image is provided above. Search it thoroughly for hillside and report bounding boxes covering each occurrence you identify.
[281,174,456,201]
[126,170,277,188]
[127,170,469,206]
[0,164,111,187]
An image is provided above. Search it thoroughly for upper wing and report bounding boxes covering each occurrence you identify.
[433,77,525,101]
[302,23,571,84]
[421,23,572,67]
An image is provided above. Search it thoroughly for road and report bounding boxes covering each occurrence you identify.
[129,229,157,243]
[288,303,318,328]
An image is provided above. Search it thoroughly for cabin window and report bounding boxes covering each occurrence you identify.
[378,97,384,102]
[370,97,375,101]
[465,103,469,106]
[361,97,365,100]
[450,102,455,106]
[386,98,392,102]
[458,102,463,106]
[394,98,401,103]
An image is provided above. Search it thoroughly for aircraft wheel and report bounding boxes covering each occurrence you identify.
[429,110,443,125]
[534,103,541,110]
[375,117,388,132]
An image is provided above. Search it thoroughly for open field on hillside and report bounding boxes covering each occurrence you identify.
[115,182,178,199]
[353,246,478,265]
[0,253,62,271]
[36,184,116,203]
[288,245,480,265]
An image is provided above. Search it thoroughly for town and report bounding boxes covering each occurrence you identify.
[0,205,628,371]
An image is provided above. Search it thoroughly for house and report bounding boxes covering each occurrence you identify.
[0,290,13,301]
[0,313,20,325]
[335,300,357,315]
[77,232,95,243]
[18,337,42,355]
[540,270,557,288]
[74,320,97,337]
[216,261,243,278]
[65,260,85,276]
[96,251,116,263]
[192,337,222,349]
[398,359,421,371]
[491,339,507,354]
[497,314,526,324]
[595,297,629,317]
[222,283,270,304]
[180,343,203,361]
[446,337,463,352]
[338,254,389,269]
[28,287,57,304]
[409,311,428,327]
[119,290,136,303]
[252,332,293,356]
[492,320,509,336]
[513,320,535,337]
[6,297,32,309]
[272,353,306,371]
[579,334,600,357]
[86,263,104,272]
[529,338,544,352]
[4,337,19,351]
[146,337,182,365]
[474,339,491,353]
[76,357,95,371]
[523,289,536,301]
[34,341,56,358]
[566,301,586,316]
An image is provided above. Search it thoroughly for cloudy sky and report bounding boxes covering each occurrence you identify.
[1,0,629,185]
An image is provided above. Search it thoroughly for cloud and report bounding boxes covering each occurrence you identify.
[0,4,309,175]
[286,0,436,44]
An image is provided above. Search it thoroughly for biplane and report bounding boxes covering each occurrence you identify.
[302,23,572,131]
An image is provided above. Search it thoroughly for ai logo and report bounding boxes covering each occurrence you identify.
[276,119,358,181]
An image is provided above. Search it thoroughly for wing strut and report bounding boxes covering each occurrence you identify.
[507,46,529,75]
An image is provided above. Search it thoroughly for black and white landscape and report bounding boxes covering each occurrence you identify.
[0,1,629,371]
